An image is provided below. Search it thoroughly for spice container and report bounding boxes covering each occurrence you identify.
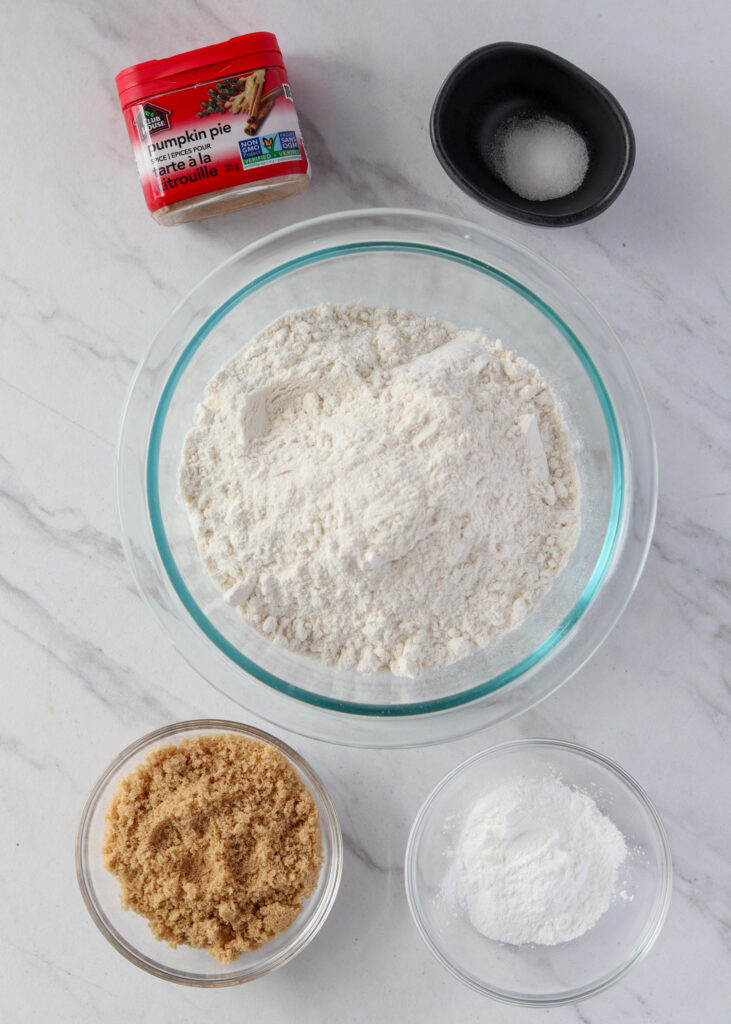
[116,33,310,226]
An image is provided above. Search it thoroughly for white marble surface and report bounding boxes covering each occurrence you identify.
[2,0,729,1020]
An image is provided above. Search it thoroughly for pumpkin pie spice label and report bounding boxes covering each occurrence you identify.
[123,67,307,212]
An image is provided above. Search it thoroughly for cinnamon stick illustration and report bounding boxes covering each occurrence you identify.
[244,97,276,136]
[248,75,265,123]
[244,87,282,135]
[260,85,284,105]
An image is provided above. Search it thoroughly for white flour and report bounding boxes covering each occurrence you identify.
[179,303,580,677]
[453,779,627,945]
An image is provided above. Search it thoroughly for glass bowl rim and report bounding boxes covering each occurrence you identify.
[145,230,624,717]
[75,718,343,987]
[404,736,673,1007]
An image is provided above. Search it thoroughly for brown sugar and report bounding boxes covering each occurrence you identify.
[102,733,323,963]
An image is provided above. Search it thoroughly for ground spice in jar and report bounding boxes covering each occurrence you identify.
[102,733,322,963]
[115,33,309,225]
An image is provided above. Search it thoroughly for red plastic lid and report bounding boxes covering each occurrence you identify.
[116,32,284,108]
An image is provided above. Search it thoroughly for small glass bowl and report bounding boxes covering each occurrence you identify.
[405,738,671,1006]
[76,720,342,986]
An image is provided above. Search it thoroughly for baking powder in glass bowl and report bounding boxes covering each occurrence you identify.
[448,776,627,946]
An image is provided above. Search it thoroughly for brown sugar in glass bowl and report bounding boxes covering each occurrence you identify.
[77,721,342,986]
[103,733,322,963]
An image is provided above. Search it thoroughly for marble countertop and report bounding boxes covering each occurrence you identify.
[2,1,729,1021]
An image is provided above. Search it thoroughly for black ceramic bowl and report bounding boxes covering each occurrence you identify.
[431,43,635,226]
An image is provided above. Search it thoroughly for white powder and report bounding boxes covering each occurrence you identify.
[179,303,580,677]
[490,115,589,202]
[453,779,627,945]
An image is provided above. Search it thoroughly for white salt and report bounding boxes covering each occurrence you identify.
[490,115,589,202]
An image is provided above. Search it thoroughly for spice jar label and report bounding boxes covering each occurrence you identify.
[122,66,308,213]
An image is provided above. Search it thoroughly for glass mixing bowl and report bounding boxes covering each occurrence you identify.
[404,739,672,1006]
[117,209,656,746]
[76,720,342,986]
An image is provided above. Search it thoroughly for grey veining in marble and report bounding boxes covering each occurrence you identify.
[1,1,729,1022]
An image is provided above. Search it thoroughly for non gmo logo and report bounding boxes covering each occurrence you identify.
[134,102,173,138]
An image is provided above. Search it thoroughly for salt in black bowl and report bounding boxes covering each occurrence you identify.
[430,42,635,227]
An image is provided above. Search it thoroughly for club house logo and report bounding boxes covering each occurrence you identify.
[134,102,173,138]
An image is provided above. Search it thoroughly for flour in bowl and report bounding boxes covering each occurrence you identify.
[179,303,580,677]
